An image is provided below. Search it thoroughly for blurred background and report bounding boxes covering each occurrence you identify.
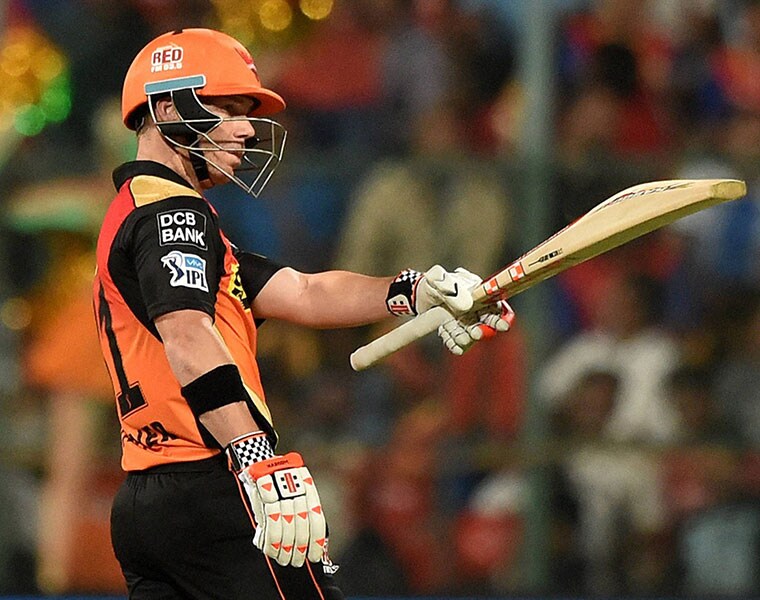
[0,0,759,597]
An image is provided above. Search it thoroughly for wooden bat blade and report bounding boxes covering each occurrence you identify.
[473,178,746,305]
[350,178,746,371]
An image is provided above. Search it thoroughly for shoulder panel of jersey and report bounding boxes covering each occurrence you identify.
[94,162,275,471]
[112,178,222,327]
[130,173,203,207]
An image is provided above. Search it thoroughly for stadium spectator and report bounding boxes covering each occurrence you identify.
[550,369,669,595]
[539,273,681,443]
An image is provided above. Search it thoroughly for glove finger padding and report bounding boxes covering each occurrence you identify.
[250,483,269,550]
[476,300,515,337]
[438,318,479,355]
[243,452,327,567]
[277,498,297,566]
[261,495,286,561]
[437,300,515,355]
[292,493,310,567]
[301,466,327,563]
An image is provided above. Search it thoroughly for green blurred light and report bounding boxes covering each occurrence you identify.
[14,104,45,136]
[39,73,72,122]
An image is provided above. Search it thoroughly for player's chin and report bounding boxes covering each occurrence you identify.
[206,160,239,186]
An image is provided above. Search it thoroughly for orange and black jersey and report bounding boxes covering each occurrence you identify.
[93,160,282,471]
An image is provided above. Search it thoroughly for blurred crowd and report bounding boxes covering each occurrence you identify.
[1,0,760,597]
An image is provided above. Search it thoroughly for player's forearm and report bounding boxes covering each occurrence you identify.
[198,400,263,447]
[156,310,235,385]
[299,270,393,327]
[156,310,268,445]
[255,268,393,328]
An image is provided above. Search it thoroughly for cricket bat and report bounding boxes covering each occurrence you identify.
[350,178,747,371]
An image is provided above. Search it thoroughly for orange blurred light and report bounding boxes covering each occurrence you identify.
[1,41,32,78]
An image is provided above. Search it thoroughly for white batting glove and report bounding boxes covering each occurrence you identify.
[438,299,515,355]
[386,265,481,316]
[227,433,327,567]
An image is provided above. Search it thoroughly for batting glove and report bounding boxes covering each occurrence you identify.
[386,265,481,316]
[438,299,515,355]
[227,433,327,567]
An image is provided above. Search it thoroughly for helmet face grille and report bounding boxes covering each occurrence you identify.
[229,119,287,196]
[167,116,286,198]
[148,88,286,197]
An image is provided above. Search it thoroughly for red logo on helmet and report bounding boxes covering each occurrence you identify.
[151,44,184,73]
[235,47,258,75]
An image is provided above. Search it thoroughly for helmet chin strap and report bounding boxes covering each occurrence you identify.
[188,149,211,185]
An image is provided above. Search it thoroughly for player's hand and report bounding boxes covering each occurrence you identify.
[386,265,481,316]
[242,453,327,567]
[438,299,515,355]
[416,265,481,314]
[228,434,326,567]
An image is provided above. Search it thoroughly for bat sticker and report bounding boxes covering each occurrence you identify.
[483,277,500,296]
[508,263,526,281]
[529,249,563,265]
[599,182,690,211]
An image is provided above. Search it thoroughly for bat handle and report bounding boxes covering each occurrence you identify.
[350,306,452,371]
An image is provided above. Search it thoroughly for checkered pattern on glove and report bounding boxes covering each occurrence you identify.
[226,431,275,471]
[386,269,423,316]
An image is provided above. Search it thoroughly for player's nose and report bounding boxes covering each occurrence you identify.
[235,119,256,141]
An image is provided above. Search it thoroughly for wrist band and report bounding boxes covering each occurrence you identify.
[386,268,422,316]
[181,363,248,417]
[227,431,274,471]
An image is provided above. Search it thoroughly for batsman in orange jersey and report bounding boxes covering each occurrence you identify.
[93,28,514,600]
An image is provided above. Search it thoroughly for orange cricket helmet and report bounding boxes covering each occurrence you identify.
[121,28,285,130]
[120,28,287,197]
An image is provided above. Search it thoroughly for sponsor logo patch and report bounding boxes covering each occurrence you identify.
[234,46,258,75]
[321,539,339,575]
[151,44,183,73]
[387,294,414,315]
[157,209,207,249]
[274,469,304,499]
[161,250,208,291]
[228,261,249,307]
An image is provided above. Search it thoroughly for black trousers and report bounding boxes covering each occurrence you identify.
[111,454,343,600]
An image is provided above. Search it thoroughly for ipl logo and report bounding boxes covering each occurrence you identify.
[161,250,208,292]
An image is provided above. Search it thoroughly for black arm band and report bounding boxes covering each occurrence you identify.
[180,364,248,417]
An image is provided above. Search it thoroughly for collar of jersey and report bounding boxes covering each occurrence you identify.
[112,160,195,192]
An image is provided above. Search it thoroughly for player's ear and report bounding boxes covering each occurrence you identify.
[153,96,179,122]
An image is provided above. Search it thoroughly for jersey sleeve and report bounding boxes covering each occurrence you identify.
[128,197,224,320]
[234,250,285,300]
